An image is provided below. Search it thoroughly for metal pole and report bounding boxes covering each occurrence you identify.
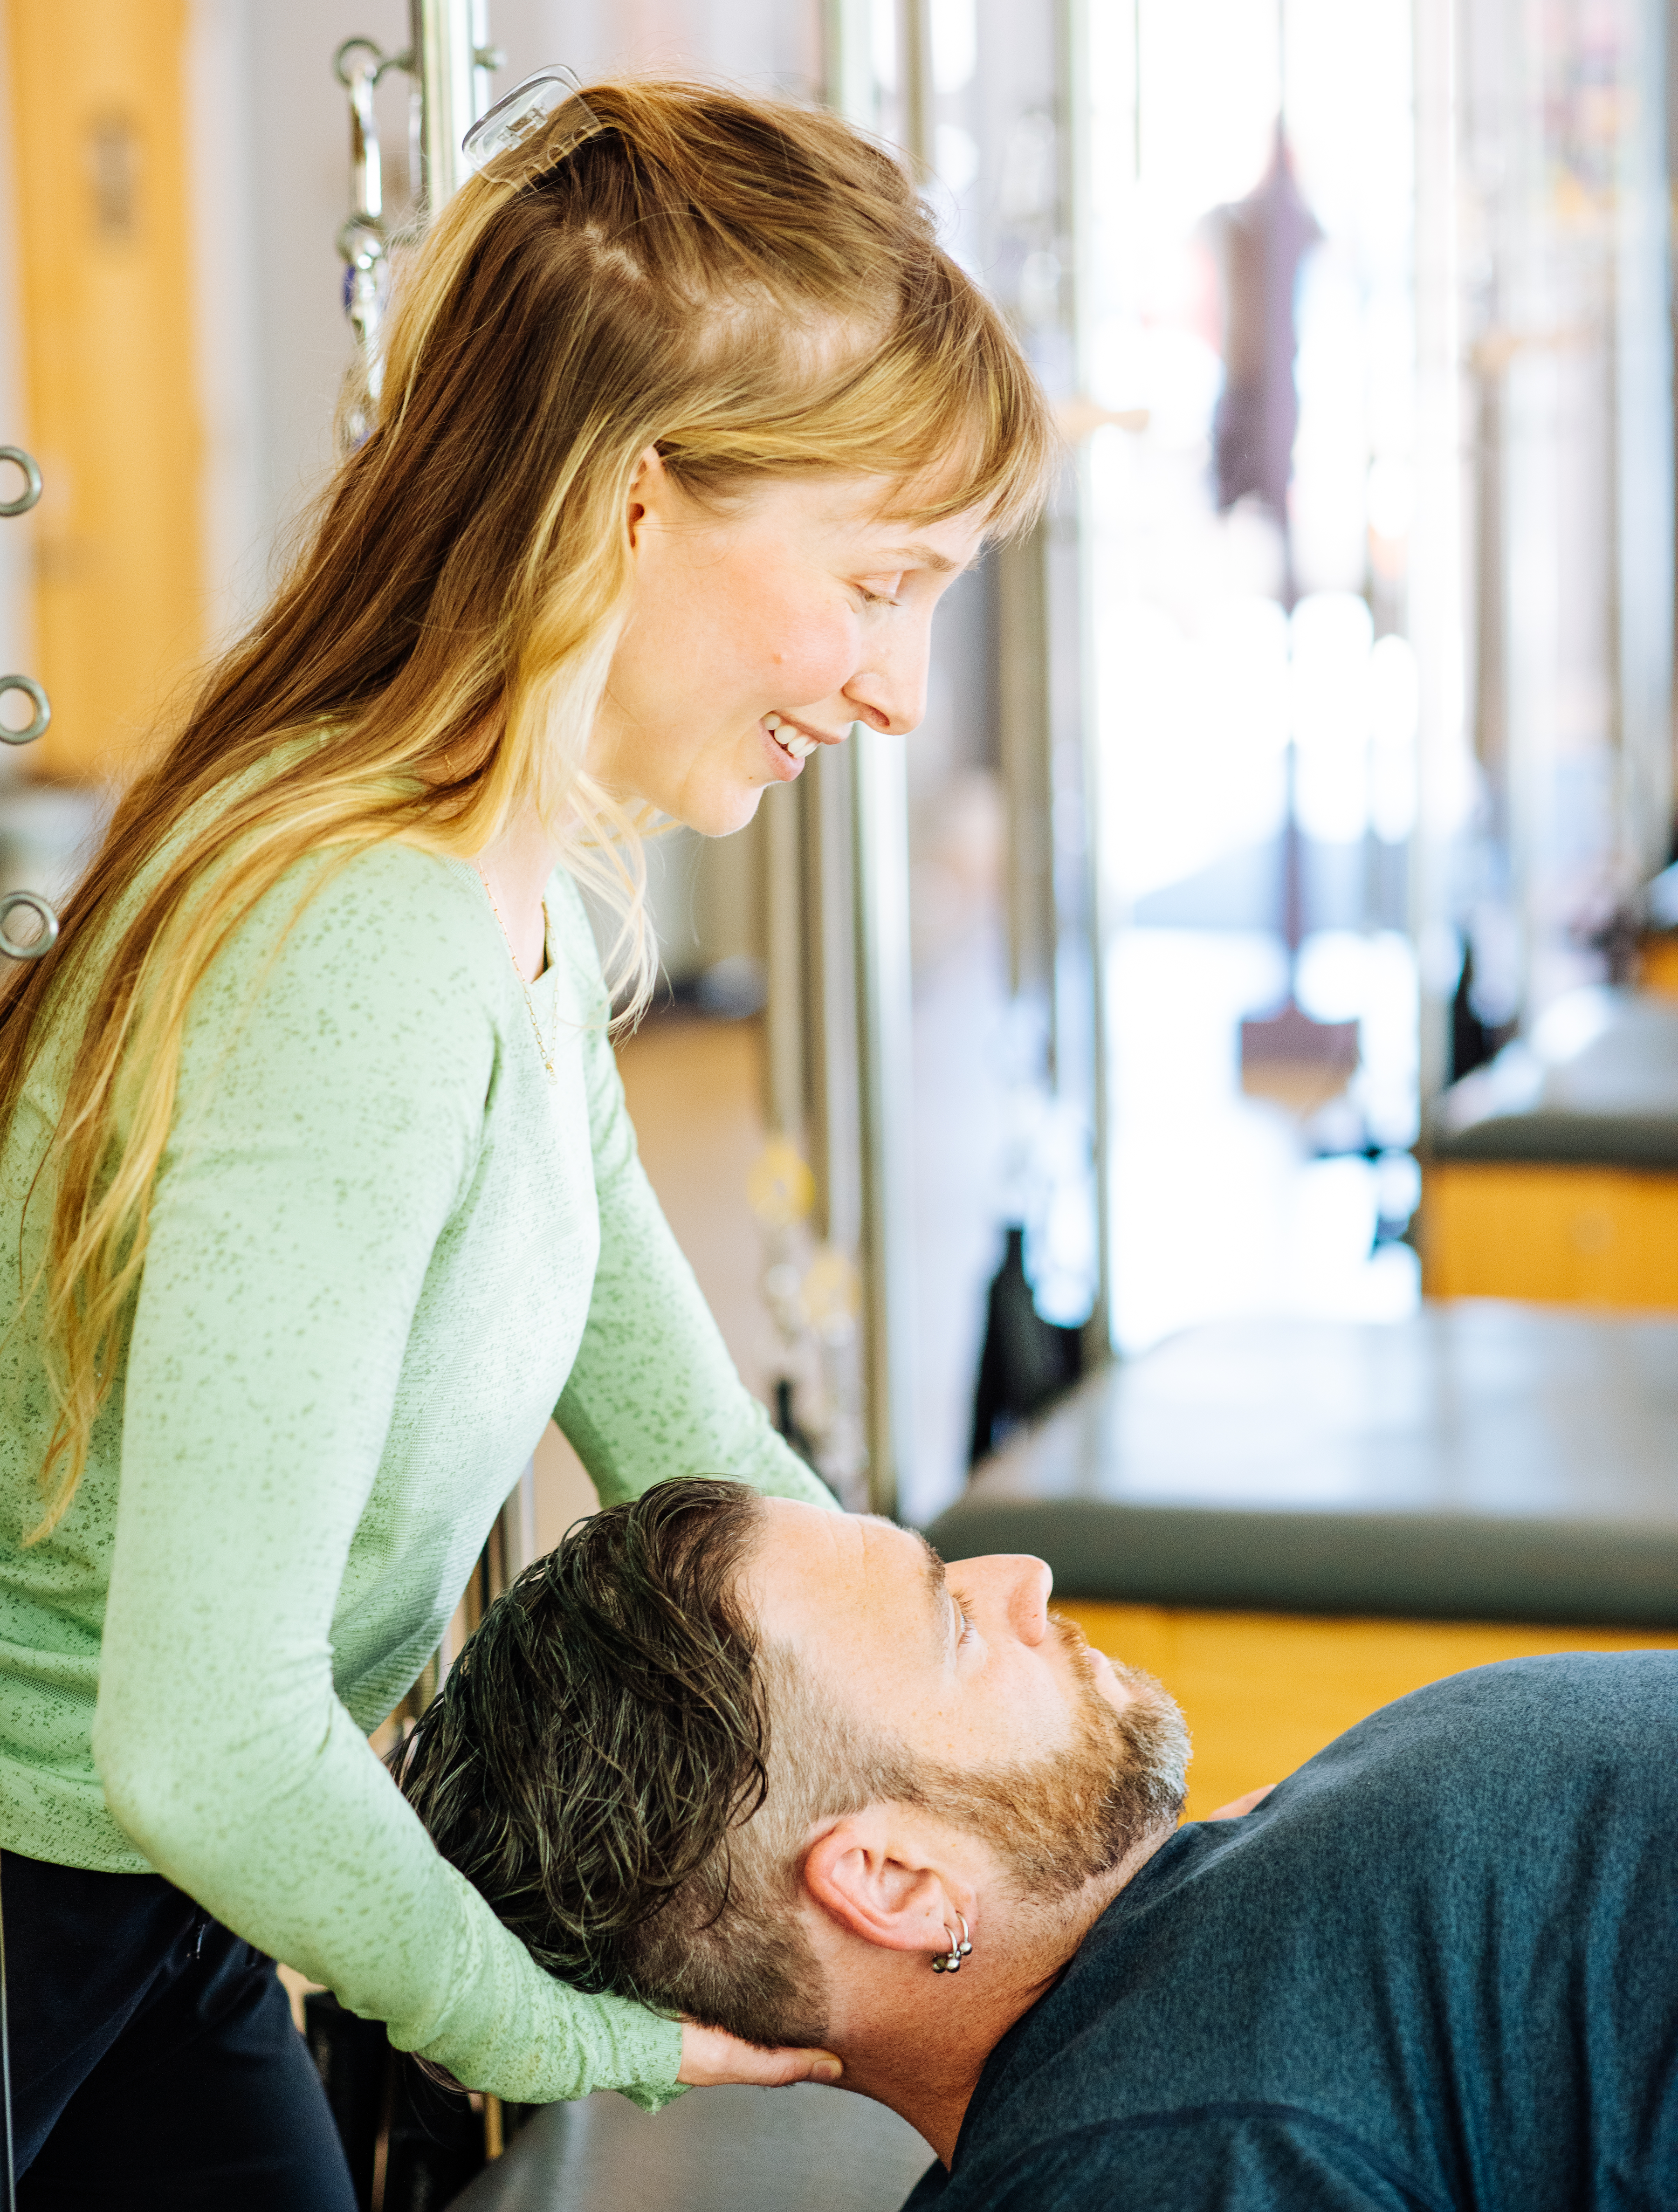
[1411,0,1464,1116]
[1613,0,1673,885]
[1059,0,1115,1361]
[409,0,494,213]
[822,0,876,132]
[763,784,806,1144]
[851,730,917,1517]
[812,0,919,1518]
[399,0,532,1587]
[901,0,935,173]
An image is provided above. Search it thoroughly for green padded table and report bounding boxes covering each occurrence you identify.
[1431,986,1678,1166]
[449,2082,930,2212]
[922,1302,1678,1624]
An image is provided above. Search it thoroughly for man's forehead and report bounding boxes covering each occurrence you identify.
[750,1500,942,1636]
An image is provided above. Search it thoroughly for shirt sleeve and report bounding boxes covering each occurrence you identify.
[957,2109,1437,2212]
[549,882,838,1515]
[92,851,682,2107]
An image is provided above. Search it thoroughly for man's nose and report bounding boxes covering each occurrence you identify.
[843,614,932,736]
[963,1554,1054,1646]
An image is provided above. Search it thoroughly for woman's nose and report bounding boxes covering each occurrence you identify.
[844,617,932,736]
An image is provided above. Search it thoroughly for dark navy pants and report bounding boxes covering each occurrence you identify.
[3,1849,356,2210]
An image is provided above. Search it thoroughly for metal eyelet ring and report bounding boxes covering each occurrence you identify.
[0,890,60,961]
[0,675,50,745]
[0,447,42,518]
[332,35,395,90]
[931,1921,966,1973]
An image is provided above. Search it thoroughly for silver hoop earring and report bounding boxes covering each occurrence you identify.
[930,1914,972,1974]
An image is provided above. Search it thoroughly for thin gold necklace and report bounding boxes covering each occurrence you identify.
[479,874,559,1082]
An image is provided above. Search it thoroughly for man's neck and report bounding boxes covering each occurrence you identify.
[841,1950,1068,2164]
[832,1830,1171,2166]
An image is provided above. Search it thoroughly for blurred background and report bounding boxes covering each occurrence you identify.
[0,0,1673,1529]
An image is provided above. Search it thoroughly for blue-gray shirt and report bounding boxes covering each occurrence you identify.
[905,1655,1678,2209]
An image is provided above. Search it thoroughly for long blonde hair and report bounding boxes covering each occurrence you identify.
[0,77,1054,1539]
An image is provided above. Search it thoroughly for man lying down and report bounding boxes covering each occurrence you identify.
[394,1479,1677,2210]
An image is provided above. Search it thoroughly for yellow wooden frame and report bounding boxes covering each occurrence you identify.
[1058,1599,1678,1820]
[6,0,202,781]
[1422,1161,1678,1308]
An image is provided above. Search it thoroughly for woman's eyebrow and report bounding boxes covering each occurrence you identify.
[873,543,978,577]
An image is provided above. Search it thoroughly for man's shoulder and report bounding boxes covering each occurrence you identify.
[1275,1649,1678,1824]
[921,2105,1440,2212]
[940,1652,1678,2207]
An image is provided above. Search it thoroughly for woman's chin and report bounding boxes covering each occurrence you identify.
[674,781,770,839]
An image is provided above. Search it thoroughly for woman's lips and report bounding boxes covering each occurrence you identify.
[760,713,840,781]
[760,719,804,781]
[765,712,820,761]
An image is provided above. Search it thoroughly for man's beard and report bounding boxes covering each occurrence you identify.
[915,1613,1190,1904]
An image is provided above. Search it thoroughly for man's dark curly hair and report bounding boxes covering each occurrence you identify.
[391,1479,769,1994]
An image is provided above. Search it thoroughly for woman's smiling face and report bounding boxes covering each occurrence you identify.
[588,453,989,836]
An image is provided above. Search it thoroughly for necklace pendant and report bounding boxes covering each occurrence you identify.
[478,876,563,1082]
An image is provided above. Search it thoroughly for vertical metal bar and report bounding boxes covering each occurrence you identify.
[348,56,383,226]
[901,0,935,172]
[807,744,864,1259]
[404,0,529,1589]
[1058,0,1115,1358]
[851,730,917,1517]
[1613,0,1673,884]
[409,0,491,214]
[814,0,919,1517]
[996,527,1056,1004]
[824,0,877,133]
[1412,0,1465,1112]
[763,785,806,1142]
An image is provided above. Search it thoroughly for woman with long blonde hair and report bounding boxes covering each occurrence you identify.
[0,75,1051,2205]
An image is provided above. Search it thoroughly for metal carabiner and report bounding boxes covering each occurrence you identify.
[0,448,41,520]
[0,677,50,747]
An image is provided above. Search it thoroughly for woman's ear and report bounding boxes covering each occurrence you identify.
[625,443,669,551]
[804,1810,965,1956]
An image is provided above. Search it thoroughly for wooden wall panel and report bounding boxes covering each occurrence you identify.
[1422,1161,1678,1309]
[6,0,202,781]
[1058,1599,1678,1821]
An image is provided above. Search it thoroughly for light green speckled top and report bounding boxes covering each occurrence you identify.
[0,835,834,2107]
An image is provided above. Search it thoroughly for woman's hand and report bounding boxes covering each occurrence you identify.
[1204,1785,1275,1820]
[678,2019,843,2088]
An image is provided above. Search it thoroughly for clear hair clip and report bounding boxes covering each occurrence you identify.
[462,66,601,176]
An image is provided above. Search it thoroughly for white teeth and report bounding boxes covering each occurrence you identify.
[764,713,819,761]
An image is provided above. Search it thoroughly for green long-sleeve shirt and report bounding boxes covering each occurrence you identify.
[0,836,834,2106]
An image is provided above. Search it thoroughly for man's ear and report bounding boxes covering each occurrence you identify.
[804,1808,967,1957]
